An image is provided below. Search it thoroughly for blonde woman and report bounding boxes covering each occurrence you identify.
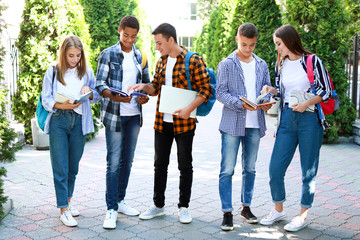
[41,35,100,227]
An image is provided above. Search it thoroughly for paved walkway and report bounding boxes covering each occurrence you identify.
[1,98,360,240]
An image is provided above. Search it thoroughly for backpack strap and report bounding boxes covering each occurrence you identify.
[306,54,325,120]
[185,51,196,90]
[306,54,315,88]
[140,50,147,69]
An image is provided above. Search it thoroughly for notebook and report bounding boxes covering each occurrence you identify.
[159,85,197,118]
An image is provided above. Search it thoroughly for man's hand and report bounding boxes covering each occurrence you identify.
[137,96,149,105]
[128,84,145,92]
[111,94,132,103]
[242,102,258,111]
[173,106,193,119]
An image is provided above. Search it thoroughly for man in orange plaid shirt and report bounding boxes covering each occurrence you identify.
[128,23,213,224]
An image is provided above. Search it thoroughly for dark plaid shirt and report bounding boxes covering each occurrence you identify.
[150,47,213,134]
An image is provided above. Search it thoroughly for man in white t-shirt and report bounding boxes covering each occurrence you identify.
[95,16,150,229]
[216,23,273,231]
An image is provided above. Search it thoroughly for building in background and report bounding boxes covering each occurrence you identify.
[140,0,203,51]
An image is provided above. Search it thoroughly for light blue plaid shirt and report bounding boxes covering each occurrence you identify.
[41,66,101,135]
[216,51,271,138]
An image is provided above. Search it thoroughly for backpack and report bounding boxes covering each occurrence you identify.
[36,66,55,132]
[306,55,340,115]
[184,51,216,116]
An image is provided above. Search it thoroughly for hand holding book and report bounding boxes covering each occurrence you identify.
[109,87,147,97]
[239,95,276,110]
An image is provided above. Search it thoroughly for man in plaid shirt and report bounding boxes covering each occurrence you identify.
[128,23,213,224]
[95,16,150,229]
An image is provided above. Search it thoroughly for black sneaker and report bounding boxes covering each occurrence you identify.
[221,212,234,231]
[241,207,258,224]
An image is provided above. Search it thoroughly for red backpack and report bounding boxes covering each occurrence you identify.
[306,55,340,115]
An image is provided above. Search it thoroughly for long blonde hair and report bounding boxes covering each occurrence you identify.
[56,35,87,85]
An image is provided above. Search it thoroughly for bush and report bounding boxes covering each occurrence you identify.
[286,0,357,142]
[0,0,22,219]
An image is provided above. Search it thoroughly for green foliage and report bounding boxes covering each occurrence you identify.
[345,0,360,36]
[193,23,209,60]
[225,0,245,59]
[13,0,93,143]
[210,0,237,70]
[0,0,22,220]
[204,8,219,68]
[244,0,282,83]
[286,0,357,141]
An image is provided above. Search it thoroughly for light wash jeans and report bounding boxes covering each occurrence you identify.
[269,105,323,208]
[105,115,140,210]
[219,128,260,212]
[49,110,86,208]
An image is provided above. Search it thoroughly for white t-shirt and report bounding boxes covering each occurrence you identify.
[241,59,259,128]
[120,50,140,116]
[281,58,311,102]
[57,67,84,115]
[163,56,177,123]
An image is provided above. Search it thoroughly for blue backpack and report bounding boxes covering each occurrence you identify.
[184,51,216,117]
[36,66,55,132]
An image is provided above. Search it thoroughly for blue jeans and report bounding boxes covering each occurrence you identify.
[219,129,260,212]
[105,115,140,210]
[269,105,323,208]
[49,110,86,208]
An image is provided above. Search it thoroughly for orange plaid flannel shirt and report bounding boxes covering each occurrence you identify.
[150,47,213,135]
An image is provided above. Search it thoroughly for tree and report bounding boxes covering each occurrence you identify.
[210,0,237,70]
[345,0,360,36]
[224,0,245,58]
[244,0,282,82]
[193,23,209,60]
[0,0,22,219]
[13,0,92,143]
[286,0,356,142]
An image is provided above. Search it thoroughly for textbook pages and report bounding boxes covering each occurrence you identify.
[55,91,92,104]
[110,87,147,97]
[239,96,276,109]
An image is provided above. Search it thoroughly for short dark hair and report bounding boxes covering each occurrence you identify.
[119,15,140,32]
[152,23,177,43]
[238,23,258,38]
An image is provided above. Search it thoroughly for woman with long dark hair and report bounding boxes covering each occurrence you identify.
[259,24,332,232]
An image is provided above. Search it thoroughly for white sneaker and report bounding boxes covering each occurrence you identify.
[60,211,78,227]
[103,209,118,229]
[118,200,140,216]
[260,209,286,226]
[284,216,307,232]
[139,205,165,220]
[178,207,192,224]
[68,202,80,217]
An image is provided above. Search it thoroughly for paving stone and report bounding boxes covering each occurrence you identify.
[63,228,99,240]
[0,226,25,240]
[24,228,61,240]
[137,229,173,240]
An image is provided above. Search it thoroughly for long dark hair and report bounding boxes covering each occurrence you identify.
[274,24,311,67]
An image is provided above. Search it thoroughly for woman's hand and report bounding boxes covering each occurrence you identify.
[81,86,93,100]
[54,101,81,110]
[261,85,278,96]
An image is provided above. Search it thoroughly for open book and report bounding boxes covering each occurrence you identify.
[239,96,276,109]
[55,91,93,104]
[110,87,147,97]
